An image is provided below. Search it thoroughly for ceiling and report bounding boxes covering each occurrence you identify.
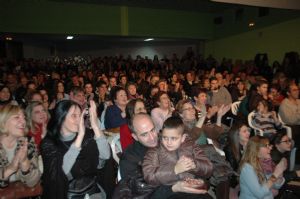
[50,0,237,13]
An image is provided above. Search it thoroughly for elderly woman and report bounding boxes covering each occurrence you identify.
[0,104,40,188]
[25,101,50,149]
[41,100,110,199]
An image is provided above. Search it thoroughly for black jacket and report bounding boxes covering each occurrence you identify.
[41,130,99,199]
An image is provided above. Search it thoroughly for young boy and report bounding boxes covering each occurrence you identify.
[142,116,213,186]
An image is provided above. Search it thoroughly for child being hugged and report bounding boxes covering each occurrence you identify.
[142,116,213,188]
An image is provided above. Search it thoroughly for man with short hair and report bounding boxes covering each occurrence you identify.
[248,79,269,112]
[70,86,86,107]
[207,77,232,106]
[116,113,210,199]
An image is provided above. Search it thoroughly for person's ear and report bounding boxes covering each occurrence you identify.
[131,133,138,141]
[181,134,187,143]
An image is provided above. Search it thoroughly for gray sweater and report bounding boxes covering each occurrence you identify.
[279,98,300,125]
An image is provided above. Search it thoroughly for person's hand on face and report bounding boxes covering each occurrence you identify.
[175,155,196,174]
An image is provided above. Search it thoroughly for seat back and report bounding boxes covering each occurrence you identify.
[247,111,264,136]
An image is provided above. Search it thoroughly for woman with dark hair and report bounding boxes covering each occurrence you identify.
[49,80,69,110]
[40,100,110,199]
[271,132,300,182]
[104,86,128,130]
[224,123,250,198]
[0,85,17,108]
[120,98,147,150]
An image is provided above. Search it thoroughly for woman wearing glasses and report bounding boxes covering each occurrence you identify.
[239,136,287,199]
[271,132,300,182]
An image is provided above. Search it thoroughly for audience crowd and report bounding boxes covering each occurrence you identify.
[0,50,300,199]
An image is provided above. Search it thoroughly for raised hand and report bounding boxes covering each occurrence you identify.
[217,104,231,117]
[89,100,104,138]
[273,158,287,177]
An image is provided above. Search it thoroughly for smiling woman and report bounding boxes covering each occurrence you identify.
[0,104,41,189]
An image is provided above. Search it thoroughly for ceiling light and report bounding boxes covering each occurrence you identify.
[66,36,74,40]
[248,22,255,27]
[5,37,12,41]
[144,38,154,41]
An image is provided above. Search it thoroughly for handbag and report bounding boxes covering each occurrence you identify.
[67,176,100,199]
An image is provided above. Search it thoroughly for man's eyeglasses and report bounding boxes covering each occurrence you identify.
[280,139,292,144]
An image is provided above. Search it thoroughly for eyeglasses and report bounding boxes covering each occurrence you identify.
[280,139,292,144]
[261,143,272,148]
[182,107,195,112]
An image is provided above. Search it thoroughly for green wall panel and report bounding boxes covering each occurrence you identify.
[0,0,121,35]
[0,0,214,39]
[205,17,300,63]
[128,7,213,39]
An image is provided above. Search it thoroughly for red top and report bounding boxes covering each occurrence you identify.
[120,124,134,151]
[28,124,43,150]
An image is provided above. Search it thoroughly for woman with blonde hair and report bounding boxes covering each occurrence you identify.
[0,104,40,188]
[25,101,50,149]
[239,136,286,199]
